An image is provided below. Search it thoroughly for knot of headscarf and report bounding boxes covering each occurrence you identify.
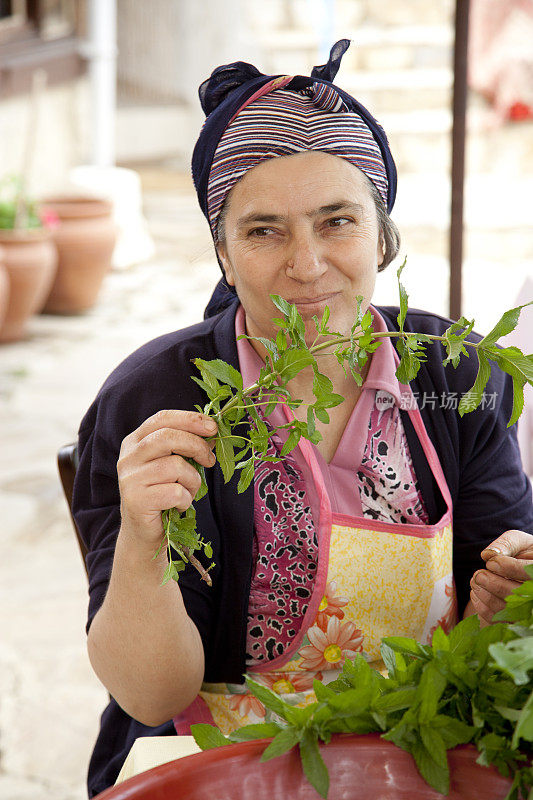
[198,38,351,117]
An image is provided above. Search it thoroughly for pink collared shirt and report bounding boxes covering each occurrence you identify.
[235,304,427,524]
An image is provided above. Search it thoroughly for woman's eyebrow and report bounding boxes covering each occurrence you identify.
[314,201,364,217]
[235,201,364,228]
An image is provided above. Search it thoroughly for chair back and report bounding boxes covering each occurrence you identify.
[57,442,88,578]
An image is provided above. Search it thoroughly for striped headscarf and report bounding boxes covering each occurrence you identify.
[206,82,389,237]
[191,40,398,316]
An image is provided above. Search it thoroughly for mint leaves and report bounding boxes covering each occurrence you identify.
[192,570,533,798]
[159,263,532,584]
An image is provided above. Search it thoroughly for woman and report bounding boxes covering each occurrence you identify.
[72,41,533,797]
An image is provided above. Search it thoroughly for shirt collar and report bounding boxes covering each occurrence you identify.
[235,303,403,406]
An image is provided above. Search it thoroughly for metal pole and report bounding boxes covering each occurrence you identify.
[87,0,117,167]
[449,0,470,320]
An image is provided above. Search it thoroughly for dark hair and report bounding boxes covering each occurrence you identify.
[215,172,400,272]
[364,177,401,271]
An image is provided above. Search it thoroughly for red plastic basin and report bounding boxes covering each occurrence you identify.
[94,733,513,800]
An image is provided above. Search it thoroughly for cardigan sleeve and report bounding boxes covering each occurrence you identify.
[451,365,533,613]
[379,305,533,615]
[71,337,222,654]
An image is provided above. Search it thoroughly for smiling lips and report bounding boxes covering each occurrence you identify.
[287,293,339,305]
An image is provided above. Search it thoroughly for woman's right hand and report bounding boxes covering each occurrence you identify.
[117,409,218,546]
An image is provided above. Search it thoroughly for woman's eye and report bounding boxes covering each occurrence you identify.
[248,227,274,237]
[326,217,352,228]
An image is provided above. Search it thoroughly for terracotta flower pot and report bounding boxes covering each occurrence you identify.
[94,734,514,800]
[40,196,117,314]
[0,245,9,330]
[0,229,57,343]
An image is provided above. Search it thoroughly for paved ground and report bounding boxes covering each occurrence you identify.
[0,176,219,800]
[0,167,531,799]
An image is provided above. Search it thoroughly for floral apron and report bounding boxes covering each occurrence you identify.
[173,384,457,735]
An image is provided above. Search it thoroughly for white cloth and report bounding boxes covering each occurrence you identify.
[115,736,201,784]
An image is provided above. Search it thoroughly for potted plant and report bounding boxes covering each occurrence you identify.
[0,244,9,331]
[39,194,117,314]
[0,175,58,343]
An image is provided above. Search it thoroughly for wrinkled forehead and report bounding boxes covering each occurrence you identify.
[206,86,388,234]
[221,150,377,223]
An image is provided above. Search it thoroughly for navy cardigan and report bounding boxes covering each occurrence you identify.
[73,300,533,796]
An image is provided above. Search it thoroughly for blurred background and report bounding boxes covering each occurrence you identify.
[0,1,532,798]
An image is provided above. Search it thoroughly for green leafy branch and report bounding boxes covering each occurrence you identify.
[159,261,533,584]
[191,567,533,800]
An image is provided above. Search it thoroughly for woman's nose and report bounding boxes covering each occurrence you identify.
[285,234,327,282]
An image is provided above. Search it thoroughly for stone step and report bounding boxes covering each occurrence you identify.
[395,173,533,230]
[382,110,533,178]
[338,67,452,113]
[245,0,454,40]
[351,0,454,29]
[254,24,452,74]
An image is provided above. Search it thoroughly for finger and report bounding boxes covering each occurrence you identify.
[481,530,533,561]
[147,481,195,513]
[130,409,218,445]
[471,568,521,602]
[484,555,533,583]
[137,428,217,468]
[469,589,497,626]
[140,454,202,496]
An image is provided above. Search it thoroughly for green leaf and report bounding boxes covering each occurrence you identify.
[396,258,408,333]
[395,338,422,384]
[487,346,533,385]
[512,690,533,747]
[485,345,533,427]
[260,727,302,761]
[228,722,281,743]
[489,638,533,685]
[276,329,288,352]
[307,406,316,438]
[480,302,533,348]
[448,613,480,656]
[237,457,255,493]
[313,371,334,397]
[373,688,417,714]
[245,676,297,722]
[197,358,243,390]
[432,715,474,748]
[190,723,230,750]
[270,294,292,318]
[417,662,447,723]
[411,741,450,795]
[280,428,301,456]
[315,406,330,424]
[420,725,448,768]
[458,349,491,416]
[442,317,475,368]
[299,729,329,799]
[216,434,235,484]
[314,680,336,703]
[431,626,450,653]
[274,348,314,382]
[381,637,431,662]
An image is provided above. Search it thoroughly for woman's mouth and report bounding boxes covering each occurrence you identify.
[286,293,339,316]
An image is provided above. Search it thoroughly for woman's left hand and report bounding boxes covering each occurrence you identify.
[469,529,533,625]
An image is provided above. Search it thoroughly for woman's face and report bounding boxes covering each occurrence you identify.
[217,150,384,343]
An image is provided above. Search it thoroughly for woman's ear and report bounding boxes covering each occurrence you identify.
[377,231,385,268]
[216,244,235,286]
